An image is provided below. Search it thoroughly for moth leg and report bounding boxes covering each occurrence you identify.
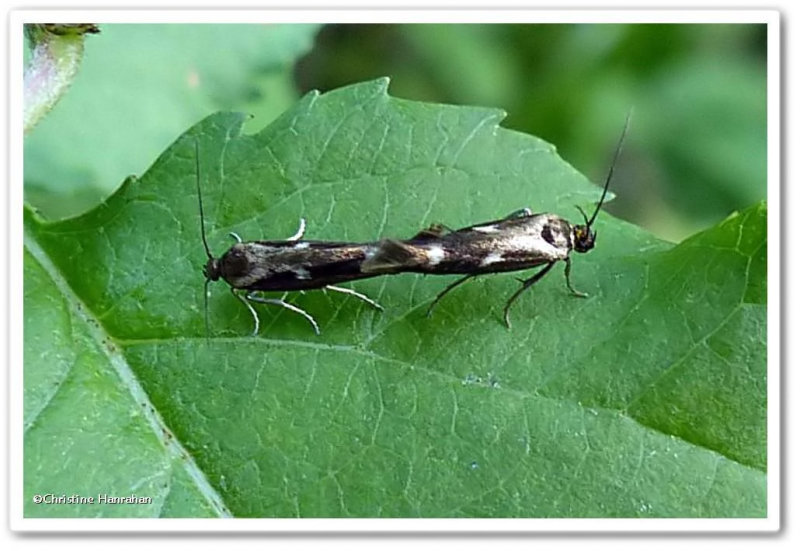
[245,292,320,336]
[231,287,260,336]
[229,232,243,244]
[426,274,479,318]
[563,256,588,298]
[503,207,532,220]
[503,262,556,329]
[203,280,212,342]
[325,285,384,311]
[286,218,307,242]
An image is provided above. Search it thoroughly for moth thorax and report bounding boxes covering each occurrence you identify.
[218,246,251,279]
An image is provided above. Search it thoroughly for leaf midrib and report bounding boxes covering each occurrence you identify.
[23,230,232,518]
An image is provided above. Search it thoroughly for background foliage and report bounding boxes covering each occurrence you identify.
[25,23,767,241]
[23,24,768,519]
[298,24,767,241]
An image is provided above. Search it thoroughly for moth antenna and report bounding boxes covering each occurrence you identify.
[575,205,590,226]
[196,138,213,342]
[196,138,213,261]
[204,278,211,343]
[587,111,632,228]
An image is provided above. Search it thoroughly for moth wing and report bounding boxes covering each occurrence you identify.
[411,223,449,241]
[361,239,418,273]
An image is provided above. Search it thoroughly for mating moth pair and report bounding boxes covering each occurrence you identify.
[199,117,629,336]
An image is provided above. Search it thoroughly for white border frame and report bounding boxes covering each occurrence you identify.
[8,8,780,533]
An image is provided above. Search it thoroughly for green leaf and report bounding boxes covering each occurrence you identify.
[642,56,768,226]
[24,79,766,518]
[23,245,228,517]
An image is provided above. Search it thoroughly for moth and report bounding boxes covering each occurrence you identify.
[360,114,630,328]
[196,141,385,336]
[198,115,628,335]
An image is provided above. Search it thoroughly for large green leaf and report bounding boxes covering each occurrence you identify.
[23,78,766,518]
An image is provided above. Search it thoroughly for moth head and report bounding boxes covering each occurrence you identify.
[569,112,631,254]
[203,257,221,282]
[572,209,597,253]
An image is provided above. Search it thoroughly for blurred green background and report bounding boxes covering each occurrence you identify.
[24,23,767,242]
